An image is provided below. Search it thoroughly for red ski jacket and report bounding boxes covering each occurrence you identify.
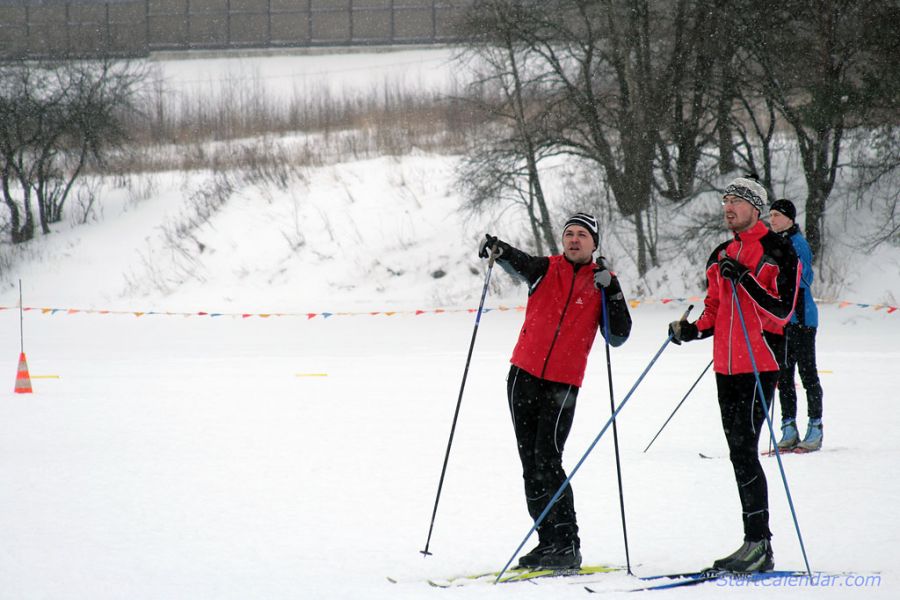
[694,220,800,375]
[505,253,630,387]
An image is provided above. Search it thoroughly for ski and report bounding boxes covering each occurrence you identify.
[762,447,818,456]
[638,569,875,592]
[424,564,621,587]
[632,569,742,591]
[704,447,822,459]
[585,570,841,593]
[585,569,726,593]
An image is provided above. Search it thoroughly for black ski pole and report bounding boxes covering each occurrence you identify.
[495,305,693,583]
[731,283,812,577]
[643,359,713,453]
[420,243,500,557]
[600,288,631,575]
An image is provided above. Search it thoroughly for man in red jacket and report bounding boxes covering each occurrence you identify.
[478,213,632,570]
[668,177,799,573]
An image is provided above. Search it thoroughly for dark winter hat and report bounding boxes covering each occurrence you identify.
[723,177,767,213]
[563,212,599,248]
[770,198,797,222]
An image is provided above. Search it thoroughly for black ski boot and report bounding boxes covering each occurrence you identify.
[517,542,555,569]
[538,541,582,570]
[712,539,774,573]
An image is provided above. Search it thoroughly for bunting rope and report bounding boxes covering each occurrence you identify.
[0,297,895,319]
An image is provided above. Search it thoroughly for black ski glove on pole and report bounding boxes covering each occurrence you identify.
[718,256,749,283]
[478,234,506,259]
[668,320,699,345]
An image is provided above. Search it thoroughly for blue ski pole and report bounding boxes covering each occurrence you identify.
[494,305,693,583]
[730,282,812,577]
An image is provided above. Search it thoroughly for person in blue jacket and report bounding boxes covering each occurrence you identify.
[768,199,824,451]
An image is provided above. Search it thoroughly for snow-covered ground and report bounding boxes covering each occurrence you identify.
[0,48,898,599]
[1,302,896,599]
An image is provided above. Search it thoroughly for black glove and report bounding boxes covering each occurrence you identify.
[478,234,503,259]
[718,256,749,283]
[668,319,698,345]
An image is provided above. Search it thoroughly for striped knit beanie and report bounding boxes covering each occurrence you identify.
[563,212,599,248]
[724,177,767,213]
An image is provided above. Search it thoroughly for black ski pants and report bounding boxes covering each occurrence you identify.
[507,365,580,548]
[777,324,823,421]
[716,371,778,542]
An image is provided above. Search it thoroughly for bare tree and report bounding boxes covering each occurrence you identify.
[0,57,145,243]
[653,0,726,202]
[738,0,899,258]
[726,78,781,193]
[457,0,732,275]
[846,126,900,251]
[456,0,560,255]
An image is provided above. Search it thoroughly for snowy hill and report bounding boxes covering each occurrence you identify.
[2,154,481,313]
[1,46,896,313]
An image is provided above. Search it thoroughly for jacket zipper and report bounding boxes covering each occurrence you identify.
[540,265,579,380]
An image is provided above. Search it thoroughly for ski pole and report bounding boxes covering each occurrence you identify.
[643,359,713,453]
[420,243,500,557]
[495,305,693,583]
[601,288,631,575]
[730,283,812,577]
[19,279,25,353]
[767,393,776,454]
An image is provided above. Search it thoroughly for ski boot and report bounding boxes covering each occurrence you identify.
[538,541,582,570]
[517,542,555,569]
[797,418,823,451]
[712,539,774,573]
[777,418,799,449]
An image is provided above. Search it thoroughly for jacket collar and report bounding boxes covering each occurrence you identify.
[562,255,591,272]
[779,223,801,238]
[733,219,769,243]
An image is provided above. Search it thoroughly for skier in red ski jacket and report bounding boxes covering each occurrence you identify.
[478,212,632,570]
[668,176,799,573]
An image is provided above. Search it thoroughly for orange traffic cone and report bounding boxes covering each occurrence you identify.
[14,352,32,394]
